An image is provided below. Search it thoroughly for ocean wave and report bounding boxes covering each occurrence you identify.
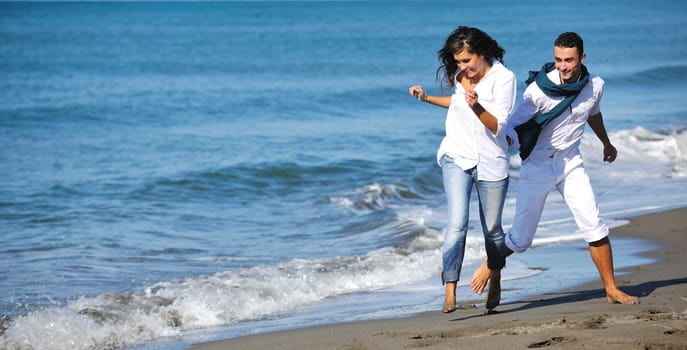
[328,182,423,212]
[327,160,443,214]
[605,65,687,86]
[131,159,380,202]
[0,226,443,350]
[579,126,687,178]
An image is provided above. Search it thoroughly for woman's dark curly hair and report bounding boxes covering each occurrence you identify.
[436,26,505,91]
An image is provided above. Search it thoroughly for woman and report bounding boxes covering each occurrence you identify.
[408,26,516,313]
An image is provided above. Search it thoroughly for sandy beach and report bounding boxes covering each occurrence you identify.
[192,207,687,350]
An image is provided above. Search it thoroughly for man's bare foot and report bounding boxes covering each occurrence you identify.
[607,289,640,304]
[485,270,501,310]
[470,257,490,295]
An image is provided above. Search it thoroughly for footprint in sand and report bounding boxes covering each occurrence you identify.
[527,336,576,348]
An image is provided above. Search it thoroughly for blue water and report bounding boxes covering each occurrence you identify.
[1,1,687,349]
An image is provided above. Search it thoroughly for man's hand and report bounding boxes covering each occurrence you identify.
[603,144,617,163]
[587,113,616,163]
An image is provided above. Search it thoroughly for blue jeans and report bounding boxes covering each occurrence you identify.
[441,155,508,284]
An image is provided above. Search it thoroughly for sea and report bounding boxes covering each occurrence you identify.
[1,1,686,350]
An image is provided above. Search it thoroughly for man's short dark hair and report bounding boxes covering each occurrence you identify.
[554,32,584,55]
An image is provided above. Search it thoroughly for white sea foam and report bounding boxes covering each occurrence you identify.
[329,182,415,212]
[0,226,443,350]
[581,127,687,178]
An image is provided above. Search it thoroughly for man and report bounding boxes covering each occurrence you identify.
[470,32,639,309]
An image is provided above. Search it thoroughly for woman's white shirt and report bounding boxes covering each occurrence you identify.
[436,61,517,181]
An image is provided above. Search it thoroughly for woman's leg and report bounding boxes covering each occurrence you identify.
[475,177,509,310]
[440,156,473,312]
[475,177,509,271]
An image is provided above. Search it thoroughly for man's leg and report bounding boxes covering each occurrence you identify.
[589,237,639,304]
[560,166,639,304]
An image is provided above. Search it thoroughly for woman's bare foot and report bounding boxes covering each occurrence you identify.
[606,289,640,304]
[485,269,501,310]
[470,257,490,295]
[442,282,457,313]
[442,301,457,313]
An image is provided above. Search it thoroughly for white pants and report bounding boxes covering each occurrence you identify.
[506,148,609,253]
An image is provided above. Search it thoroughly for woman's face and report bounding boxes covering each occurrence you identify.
[453,48,487,80]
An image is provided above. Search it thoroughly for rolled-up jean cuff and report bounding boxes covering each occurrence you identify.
[442,271,458,284]
[505,233,529,253]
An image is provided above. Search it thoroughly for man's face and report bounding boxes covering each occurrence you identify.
[554,46,586,83]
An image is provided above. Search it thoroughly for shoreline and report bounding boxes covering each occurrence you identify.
[191,207,687,350]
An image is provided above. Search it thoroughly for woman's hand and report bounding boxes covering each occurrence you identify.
[465,90,478,107]
[409,86,451,108]
[409,85,426,102]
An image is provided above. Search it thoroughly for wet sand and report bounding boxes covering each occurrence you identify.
[192,207,687,350]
